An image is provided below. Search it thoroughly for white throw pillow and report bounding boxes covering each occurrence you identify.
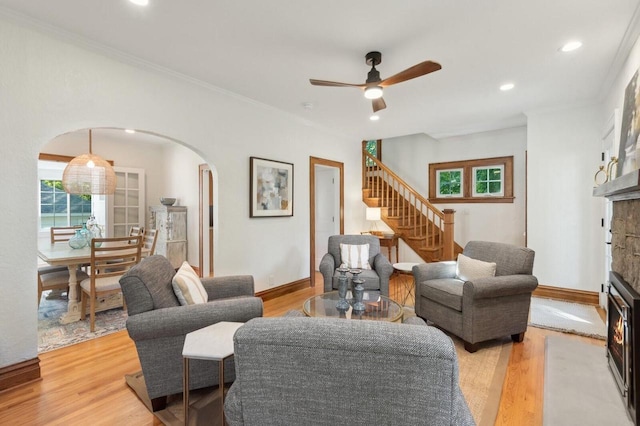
[456,253,497,281]
[172,261,208,305]
[339,243,372,270]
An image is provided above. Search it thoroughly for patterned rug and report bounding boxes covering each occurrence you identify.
[38,290,128,353]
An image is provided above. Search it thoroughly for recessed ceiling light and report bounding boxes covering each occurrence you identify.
[560,41,582,53]
[125,129,136,134]
[370,115,380,121]
[129,0,149,6]
[500,83,515,91]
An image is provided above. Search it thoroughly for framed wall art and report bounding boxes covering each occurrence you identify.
[618,67,640,177]
[250,157,294,217]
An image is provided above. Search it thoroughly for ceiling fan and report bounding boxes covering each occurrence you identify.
[309,51,441,113]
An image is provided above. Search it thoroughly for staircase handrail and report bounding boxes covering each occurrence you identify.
[363,151,444,220]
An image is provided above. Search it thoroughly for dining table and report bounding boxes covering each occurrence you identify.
[37,237,150,324]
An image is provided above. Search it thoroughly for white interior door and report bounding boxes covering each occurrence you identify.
[315,165,340,269]
[107,167,146,237]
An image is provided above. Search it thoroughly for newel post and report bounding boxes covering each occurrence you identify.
[443,209,456,260]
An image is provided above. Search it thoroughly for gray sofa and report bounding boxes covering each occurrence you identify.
[224,313,475,426]
[413,240,537,352]
[119,255,263,411]
[319,234,394,296]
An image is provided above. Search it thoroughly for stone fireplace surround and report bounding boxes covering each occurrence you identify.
[594,169,640,425]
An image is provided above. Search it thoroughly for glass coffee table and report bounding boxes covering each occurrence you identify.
[303,291,404,322]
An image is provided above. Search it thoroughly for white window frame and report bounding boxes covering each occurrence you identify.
[472,164,504,197]
[436,168,464,198]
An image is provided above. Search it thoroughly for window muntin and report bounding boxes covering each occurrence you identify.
[436,168,463,197]
[472,165,504,196]
[39,179,92,229]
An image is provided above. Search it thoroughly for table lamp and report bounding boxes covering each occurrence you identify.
[366,207,382,235]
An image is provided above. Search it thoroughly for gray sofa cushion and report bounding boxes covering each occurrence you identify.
[120,255,180,315]
[225,317,474,426]
[418,278,464,311]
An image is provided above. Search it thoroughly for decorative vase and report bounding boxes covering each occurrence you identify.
[68,229,88,249]
[336,267,350,311]
[91,225,103,247]
[349,269,362,299]
[80,224,92,246]
[352,278,366,312]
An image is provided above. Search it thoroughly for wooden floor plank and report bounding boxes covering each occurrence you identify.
[0,274,603,425]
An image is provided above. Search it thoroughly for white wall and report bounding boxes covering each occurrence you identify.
[383,126,527,253]
[0,18,362,368]
[526,104,602,290]
[162,143,206,266]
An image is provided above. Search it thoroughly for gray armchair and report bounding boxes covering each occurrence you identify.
[119,255,263,411]
[224,315,475,426]
[319,234,393,296]
[413,240,537,353]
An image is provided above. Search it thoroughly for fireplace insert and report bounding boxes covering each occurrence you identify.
[608,271,640,425]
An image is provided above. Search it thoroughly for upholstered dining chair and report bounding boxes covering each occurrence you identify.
[80,235,142,331]
[37,225,87,306]
[413,240,538,352]
[319,234,394,296]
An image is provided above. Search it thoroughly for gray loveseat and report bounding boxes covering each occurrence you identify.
[319,234,394,296]
[119,255,263,411]
[224,314,475,425]
[413,240,537,352]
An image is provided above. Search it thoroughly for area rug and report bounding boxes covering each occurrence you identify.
[544,335,631,425]
[403,307,511,425]
[38,291,127,353]
[529,297,606,340]
[125,371,223,426]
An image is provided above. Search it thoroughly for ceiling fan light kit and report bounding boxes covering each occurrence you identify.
[364,86,383,99]
[310,51,441,112]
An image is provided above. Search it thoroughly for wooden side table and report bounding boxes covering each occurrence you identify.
[378,234,399,263]
[182,321,243,426]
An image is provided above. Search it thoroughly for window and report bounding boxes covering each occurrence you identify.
[363,140,381,166]
[39,179,92,229]
[436,168,463,197]
[473,165,504,197]
[428,156,514,203]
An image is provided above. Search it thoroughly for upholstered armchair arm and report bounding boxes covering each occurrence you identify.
[319,252,336,292]
[412,261,457,283]
[403,316,427,326]
[126,297,263,342]
[202,275,255,300]
[373,253,394,278]
[463,275,538,300]
[373,253,393,295]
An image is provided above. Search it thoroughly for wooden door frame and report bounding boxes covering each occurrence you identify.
[198,164,214,277]
[309,156,344,287]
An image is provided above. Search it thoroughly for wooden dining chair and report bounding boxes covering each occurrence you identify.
[143,228,158,256]
[50,225,82,243]
[80,235,142,331]
[38,225,85,306]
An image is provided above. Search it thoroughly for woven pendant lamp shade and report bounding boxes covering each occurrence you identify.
[62,130,116,195]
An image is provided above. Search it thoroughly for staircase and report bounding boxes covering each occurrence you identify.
[362,150,461,262]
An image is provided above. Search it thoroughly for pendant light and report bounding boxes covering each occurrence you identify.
[62,129,116,195]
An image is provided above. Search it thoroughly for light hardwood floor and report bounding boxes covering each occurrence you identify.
[0,275,604,425]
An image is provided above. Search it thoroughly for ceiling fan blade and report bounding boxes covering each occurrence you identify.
[379,61,442,87]
[309,79,366,88]
[372,97,387,112]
